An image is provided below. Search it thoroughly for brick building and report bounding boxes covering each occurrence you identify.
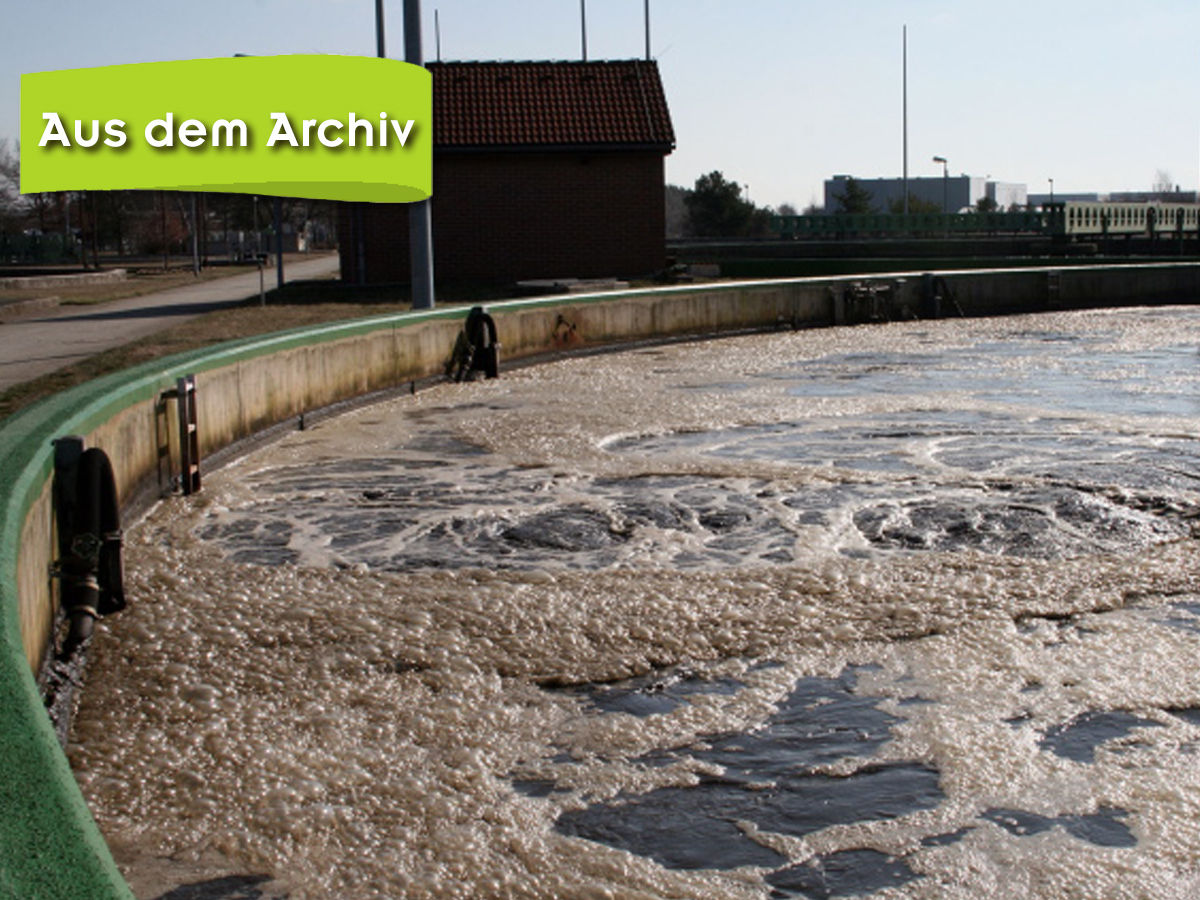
[338,59,676,285]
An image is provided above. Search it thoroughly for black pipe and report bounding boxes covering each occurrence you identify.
[57,447,125,657]
[464,306,499,379]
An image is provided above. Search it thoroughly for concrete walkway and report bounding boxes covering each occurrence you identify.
[0,253,340,393]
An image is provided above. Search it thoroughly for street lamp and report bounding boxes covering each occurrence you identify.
[1048,178,1055,205]
[932,155,949,214]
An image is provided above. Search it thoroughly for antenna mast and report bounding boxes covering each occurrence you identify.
[580,0,588,61]
[645,0,651,60]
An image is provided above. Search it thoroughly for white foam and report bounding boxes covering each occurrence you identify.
[71,307,1200,897]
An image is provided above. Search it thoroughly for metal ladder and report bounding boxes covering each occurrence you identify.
[158,374,201,495]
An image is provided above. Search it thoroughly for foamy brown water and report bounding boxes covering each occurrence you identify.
[72,307,1200,898]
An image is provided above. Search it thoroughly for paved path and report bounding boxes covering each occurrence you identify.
[0,254,340,392]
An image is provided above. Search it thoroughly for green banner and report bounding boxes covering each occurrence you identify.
[20,55,431,203]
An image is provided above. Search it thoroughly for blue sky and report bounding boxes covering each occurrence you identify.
[4,0,1198,208]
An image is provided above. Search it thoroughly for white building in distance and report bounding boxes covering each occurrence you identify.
[1026,190,1199,207]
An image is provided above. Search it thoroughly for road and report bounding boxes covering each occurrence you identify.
[0,253,340,392]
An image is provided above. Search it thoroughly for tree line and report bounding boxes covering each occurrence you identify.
[0,138,335,266]
[664,170,1008,241]
[666,170,790,239]
[830,176,1025,216]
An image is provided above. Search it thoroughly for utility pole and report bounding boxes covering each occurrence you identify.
[273,196,284,290]
[191,192,201,277]
[645,0,651,60]
[356,2,387,288]
[933,155,949,214]
[581,0,588,61]
[376,0,386,57]
[902,25,909,216]
[405,0,436,309]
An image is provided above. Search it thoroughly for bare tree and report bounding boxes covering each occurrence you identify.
[0,138,25,231]
[664,183,690,239]
[1153,169,1176,200]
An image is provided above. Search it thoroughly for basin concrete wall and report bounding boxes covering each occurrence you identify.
[2,263,1198,898]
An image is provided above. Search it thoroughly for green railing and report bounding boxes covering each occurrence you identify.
[772,211,1049,239]
[774,203,1200,240]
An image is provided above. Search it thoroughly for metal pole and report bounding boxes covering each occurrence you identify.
[273,195,284,290]
[376,0,386,58]
[359,0,388,287]
[435,8,441,62]
[405,0,436,309]
[160,191,169,271]
[355,204,367,285]
[902,25,908,216]
[933,156,948,213]
[89,192,100,270]
[581,0,587,61]
[77,193,86,271]
[644,0,651,60]
[191,192,200,276]
[199,194,208,267]
[942,161,949,237]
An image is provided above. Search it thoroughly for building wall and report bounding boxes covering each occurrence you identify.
[986,182,1028,210]
[340,150,668,285]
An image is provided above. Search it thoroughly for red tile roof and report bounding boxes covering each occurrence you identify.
[428,60,675,151]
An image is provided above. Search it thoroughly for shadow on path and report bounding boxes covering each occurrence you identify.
[43,299,250,324]
[150,874,285,900]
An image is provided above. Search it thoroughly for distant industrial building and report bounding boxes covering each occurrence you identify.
[825,175,1027,214]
